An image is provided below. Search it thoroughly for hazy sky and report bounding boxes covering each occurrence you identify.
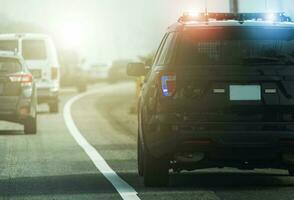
[0,0,290,65]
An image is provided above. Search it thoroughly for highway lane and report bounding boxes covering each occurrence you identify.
[0,83,294,199]
[0,87,121,200]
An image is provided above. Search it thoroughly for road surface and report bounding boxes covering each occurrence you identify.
[0,82,293,200]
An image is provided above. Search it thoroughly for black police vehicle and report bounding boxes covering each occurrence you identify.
[0,51,37,134]
[128,12,294,187]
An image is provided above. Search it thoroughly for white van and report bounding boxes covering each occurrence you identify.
[0,34,60,113]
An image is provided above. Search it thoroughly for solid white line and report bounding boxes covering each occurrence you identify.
[64,89,141,200]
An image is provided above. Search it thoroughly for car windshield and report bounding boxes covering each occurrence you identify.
[177,27,294,66]
[0,58,21,74]
[22,40,47,60]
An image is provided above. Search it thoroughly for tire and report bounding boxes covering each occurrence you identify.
[138,134,144,177]
[49,102,59,113]
[24,117,37,135]
[143,147,169,187]
[289,169,294,176]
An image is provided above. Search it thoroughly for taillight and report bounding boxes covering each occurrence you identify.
[51,67,59,80]
[9,73,33,86]
[157,71,176,97]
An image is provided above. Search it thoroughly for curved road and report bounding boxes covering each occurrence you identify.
[0,82,293,200]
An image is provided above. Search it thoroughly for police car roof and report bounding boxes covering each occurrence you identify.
[168,20,294,32]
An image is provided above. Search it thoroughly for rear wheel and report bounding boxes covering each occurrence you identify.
[49,102,59,113]
[24,117,37,135]
[143,147,169,187]
[140,108,169,187]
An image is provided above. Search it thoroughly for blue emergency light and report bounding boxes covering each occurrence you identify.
[178,12,292,23]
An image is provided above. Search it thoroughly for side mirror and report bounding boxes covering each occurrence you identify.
[127,63,147,77]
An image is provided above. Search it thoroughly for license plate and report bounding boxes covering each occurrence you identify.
[230,85,261,101]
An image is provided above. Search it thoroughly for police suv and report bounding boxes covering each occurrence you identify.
[128,12,294,187]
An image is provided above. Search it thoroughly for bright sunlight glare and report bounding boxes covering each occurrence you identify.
[58,21,85,49]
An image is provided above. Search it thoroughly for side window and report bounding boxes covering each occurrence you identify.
[152,34,168,67]
[156,33,177,66]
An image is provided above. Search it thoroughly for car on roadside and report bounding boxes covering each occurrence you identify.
[128,12,294,187]
[0,33,60,113]
[59,50,88,93]
[61,66,88,93]
[0,51,37,134]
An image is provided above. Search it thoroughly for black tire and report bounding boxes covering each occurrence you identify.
[24,117,37,135]
[49,102,59,113]
[143,147,169,187]
[138,134,144,177]
[289,169,294,176]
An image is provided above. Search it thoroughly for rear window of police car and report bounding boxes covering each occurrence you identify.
[177,27,294,66]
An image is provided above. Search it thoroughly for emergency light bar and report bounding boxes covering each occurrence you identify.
[178,12,292,23]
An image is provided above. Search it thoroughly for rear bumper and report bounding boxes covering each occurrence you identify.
[0,114,31,124]
[0,97,34,123]
[37,88,59,104]
[145,113,294,168]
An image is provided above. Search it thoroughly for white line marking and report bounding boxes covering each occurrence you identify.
[64,89,141,200]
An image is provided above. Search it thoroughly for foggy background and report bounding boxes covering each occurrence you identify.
[0,0,292,66]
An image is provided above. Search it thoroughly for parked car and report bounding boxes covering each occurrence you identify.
[0,33,60,113]
[128,12,294,187]
[61,66,88,93]
[0,51,37,134]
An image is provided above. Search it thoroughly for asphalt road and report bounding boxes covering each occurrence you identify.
[0,82,294,200]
